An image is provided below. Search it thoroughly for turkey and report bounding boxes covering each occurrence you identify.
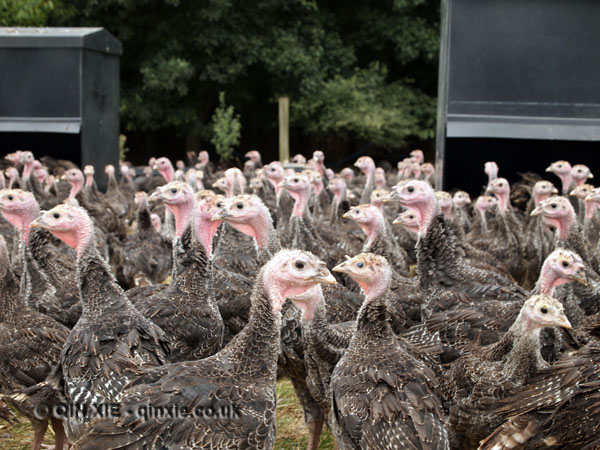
[118,191,172,288]
[213,193,363,449]
[546,160,573,195]
[134,182,224,362]
[443,294,572,448]
[354,156,376,204]
[70,249,336,450]
[480,340,600,450]
[387,180,527,319]
[0,189,78,326]
[483,178,525,282]
[30,204,170,441]
[330,253,449,450]
[0,234,69,450]
[343,203,410,276]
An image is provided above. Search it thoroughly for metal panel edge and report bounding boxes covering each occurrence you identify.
[435,0,451,190]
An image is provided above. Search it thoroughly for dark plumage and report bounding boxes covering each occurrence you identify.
[118,191,172,288]
[31,204,170,441]
[70,250,335,450]
[330,254,449,450]
[0,234,69,450]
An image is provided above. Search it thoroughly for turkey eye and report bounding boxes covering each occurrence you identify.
[407,186,415,193]
[562,261,569,267]
[236,203,244,209]
[293,178,298,182]
[7,195,13,201]
[171,188,177,194]
[295,261,305,270]
[357,262,364,268]
[551,204,557,208]
[541,307,548,314]
[216,202,223,208]
[53,212,60,219]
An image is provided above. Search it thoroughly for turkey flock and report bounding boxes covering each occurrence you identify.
[0,148,599,450]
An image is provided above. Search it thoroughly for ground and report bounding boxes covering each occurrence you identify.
[1,379,335,449]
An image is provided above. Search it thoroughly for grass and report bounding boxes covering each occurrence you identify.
[0,416,54,450]
[275,379,334,449]
[1,379,334,449]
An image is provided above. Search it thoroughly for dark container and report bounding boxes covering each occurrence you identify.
[0,27,122,188]
[436,0,600,193]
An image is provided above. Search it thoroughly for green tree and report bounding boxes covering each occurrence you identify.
[0,0,73,26]
[2,0,440,161]
[210,92,241,163]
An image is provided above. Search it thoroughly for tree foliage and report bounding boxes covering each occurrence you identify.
[210,92,241,163]
[294,63,436,148]
[0,0,73,26]
[3,0,440,160]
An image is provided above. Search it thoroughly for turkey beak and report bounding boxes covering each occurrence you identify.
[392,216,402,225]
[545,166,553,172]
[30,215,48,230]
[569,189,577,197]
[277,180,288,189]
[556,314,572,330]
[211,210,229,221]
[148,190,162,203]
[530,206,542,216]
[313,267,336,285]
[571,267,588,286]
[589,173,595,179]
[551,187,558,194]
[332,261,348,274]
[383,190,398,203]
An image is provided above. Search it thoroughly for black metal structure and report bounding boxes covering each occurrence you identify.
[436,0,600,193]
[0,27,122,188]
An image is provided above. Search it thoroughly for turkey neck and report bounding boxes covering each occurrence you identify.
[85,172,95,188]
[355,287,394,341]
[306,299,351,351]
[136,200,153,234]
[360,214,385,250]
[223,268,282,374]
[76,238,136,320]
[172,228,210,292]
[106,170,119,195]
[256,229,282,267]
[360,167,375,204]
[329,187,346,225]
[496,190,511,214]
[487,320,546,382]
[557,223,589,264]
[417,214,461,276]
[476,207,490,233]
[584,200,596,224]
[289,188,310,218]
[18,240,55,308]
[69,178,83,198]
[22,160,34,181]
[168,200,195,238]
[558,172,573,195]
